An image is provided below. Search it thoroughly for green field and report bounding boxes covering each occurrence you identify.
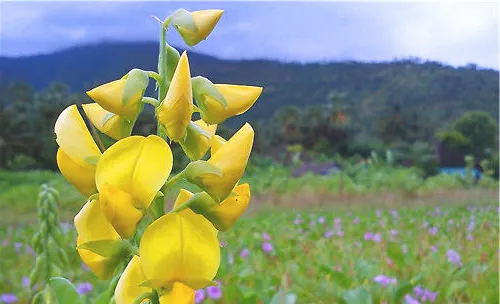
[0,167,498,303]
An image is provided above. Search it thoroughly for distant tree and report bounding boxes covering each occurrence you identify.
[451,111,497,156]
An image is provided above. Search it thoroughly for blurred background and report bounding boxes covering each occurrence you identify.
[0,1,498,303]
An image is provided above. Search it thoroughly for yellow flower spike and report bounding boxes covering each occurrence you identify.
[74,199,121,279]
[194,123,254,202]
[199,84,262,124]
[54,104,102,166]
[86,77,144,120]
[157,51,193,142]
[82,103,134,140]
[180,119,217,160]
[96,135,173,209]
[99,183,144,239]
[56,149,97,197]
[139,211,220,290]
[114,256,150,304]
[159,282,195,304]
[176,10,224,47]
[210,135,227,156]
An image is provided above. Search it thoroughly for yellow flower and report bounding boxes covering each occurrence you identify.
[175,184,251,231]
[139,211,219,290]
[180,119,217,160]
[157,51,193,142]
[95,135,173,237]
[198,84,262,124]
[86,69,148,120]
[191,123,254,202]
[74,199,120,279]
[82,103,134,140]
[176,10,223,46]
[54,105,101,196]
[115,256,195,304]
[210,135,227,155]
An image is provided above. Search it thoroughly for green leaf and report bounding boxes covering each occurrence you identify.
[185,160,223,182]
[123,68,149,106]
[392,281,414,303]
[319,265,351,289]
[94,292,111,304]
[49,277,84,304]
[387,242,405,266]
[192,76,228,110]
[270,291,297,304]
[343,287,373,304]
[77,239,130,257]
[170,8,197,32]
[166,44,180,82]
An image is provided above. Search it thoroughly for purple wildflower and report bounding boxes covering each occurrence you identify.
[81,262,90,272]
[195,289,205,303]
[310,220,316,228]
[390,209,399,218]
[262,242,273,253]
[219,241,227,247]
[240,248,250,259]
[390,229,398,236]
[22,276,30,288]
[293,218,302,225]
[428,227,438,236]
[297,228,303,233]
[447,249,462,267]
[466,234,474,241]
[227,252,234,265]
[0,294,18,304]
[262,232,271,241]
[430,245,437,253]
[77,282,93,295]
[364,232,374,240]
[373,275,397,287]
[422,290,438,302]
[206,285,222,299]
[353,217,360,224]
[1,240,8,247]
[405,294,421,304]
[318,216,325,224]
[376,210,381,217]
[324,231,334,238]
[336,230,344,237]
[14,243,22,253]
[467,221,475,232]
[373,233,382,243]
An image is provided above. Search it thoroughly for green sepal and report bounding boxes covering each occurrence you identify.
[77,239,133,258]
[192,76,228,113]
[123,69,149,106]
[166,44,180,82]
[84,155,100,165]
[185,160,222,183]
[179,122,212,161]
[170,8,197,32]
[49,277,84,304]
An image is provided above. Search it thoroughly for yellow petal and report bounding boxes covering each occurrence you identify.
[157,52,193,142]
[202,123,254,201]
[56,148,97,197]
[74,199,120,279]
[139,212,219,290]
[115,256,150,304]
[82,103,133,140]
[87,79,142,119]
[200,84,262,124]
[177,10,223,46]
[210,135,227,156]
[179,120,217,160]
[99,183,143,239]
[77,237,116,279]
[198,183,251,231]
[172,189,195,209]
[54,105,101,166]
[159,282,195,304]
[96,135,173,209]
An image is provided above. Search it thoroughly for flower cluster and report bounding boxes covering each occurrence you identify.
[53,8,262,303]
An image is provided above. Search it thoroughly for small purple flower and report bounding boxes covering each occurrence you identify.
[310,220,316,228]
[413,286,425,298]
[14,242,22,253]
[430,245,437,253]
[390,209,399,219]
[219,241,227,247]
[405,294,421,304]
[421,222,428,229]
[0,294,17,304]
[262,242,273,253]
[353,217,360,224]
[195,289,205,303]
[448,219,454,225]
[262,232,271,241]
[402,244,408,254]
[297,228,303,233]
[293,218,302,225]
[447,249,462,267]
[422,290,438,302]
[227,252,234,265]
[428,227,438,236]
[373,275,397,287]
[336,230,344,237]
[364,232,374,240]
[373,233,382,243]
[324,231,334,238]
[1,240,8,247]
[376,210,382,217]
[240,248,250,259]
[318,216,325,224]
[22,276,30,288]
[206,285,222,299]
[25,245,36,256]
[467,221,475,232]
[390,229,398,236]
[81,262,90,272]
[77,282,93,295]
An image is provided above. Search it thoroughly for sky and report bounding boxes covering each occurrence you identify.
[0,1,498,69]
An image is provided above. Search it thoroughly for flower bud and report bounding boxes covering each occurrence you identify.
[82,103,134,140]
[173,9,223,46]
[179,119,217,160]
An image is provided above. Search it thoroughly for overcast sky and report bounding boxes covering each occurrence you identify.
[0,1,498,69]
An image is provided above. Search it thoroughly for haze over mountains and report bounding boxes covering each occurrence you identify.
[0,41,498,126]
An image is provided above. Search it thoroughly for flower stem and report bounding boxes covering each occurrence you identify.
[150,290,160,304]
[162,169,185,193]
[132,292,153,304]
[142,97,160,107]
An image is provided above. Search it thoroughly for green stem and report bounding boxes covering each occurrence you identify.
[162,170,186,193]
[150,290,160,304]
[147,71,161,82]
[132,292,153,304]
[169,198,194,213]
[142,97,160,107]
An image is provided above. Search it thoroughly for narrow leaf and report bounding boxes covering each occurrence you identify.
[49,277,83,304]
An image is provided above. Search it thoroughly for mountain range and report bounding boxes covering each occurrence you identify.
[0,41,498,126]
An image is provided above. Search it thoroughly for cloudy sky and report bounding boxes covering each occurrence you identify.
[0,1,498,69]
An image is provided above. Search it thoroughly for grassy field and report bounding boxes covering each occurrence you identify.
[0,169,498,303]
